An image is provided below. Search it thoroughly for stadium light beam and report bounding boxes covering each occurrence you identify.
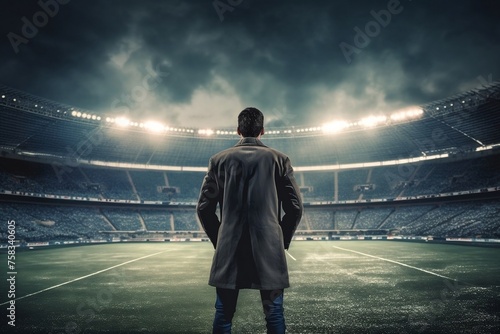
[322,121,349,134]
[390,107,423,122]
[198,129,214,136]
[144,121,166,133]
[359,115,387,128]
[115,117,130,127]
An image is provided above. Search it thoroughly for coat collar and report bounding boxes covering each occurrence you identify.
[234,137,267,147]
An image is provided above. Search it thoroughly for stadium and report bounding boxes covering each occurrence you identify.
[1,82,499,333]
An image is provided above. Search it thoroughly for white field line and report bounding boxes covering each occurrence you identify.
[332,245,460,282]
[286,250,296,261]
[1,250,167,306]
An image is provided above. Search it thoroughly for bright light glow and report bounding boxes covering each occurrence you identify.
[476,144,499,152]
[76,112,82,117]
[359,115,387,128]
[390,107,423,122]
[322,121,349,134]
[115,117,130,127]
[144,121,165,133]
[198,129,214,136]
[71,111,77,117]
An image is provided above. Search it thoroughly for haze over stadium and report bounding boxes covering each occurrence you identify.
[1,0,499,129]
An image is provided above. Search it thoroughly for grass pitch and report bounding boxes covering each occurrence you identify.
[1,241,499,333]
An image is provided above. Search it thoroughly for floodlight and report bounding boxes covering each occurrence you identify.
[199,129,214,136]
[115,117,130,127]
[359,115,386,128]
[322,121,349,134]
[390,107,423,122]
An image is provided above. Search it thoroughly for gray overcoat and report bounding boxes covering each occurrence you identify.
[196,137,303,290]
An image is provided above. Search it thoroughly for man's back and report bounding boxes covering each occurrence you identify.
[197,137,302,290]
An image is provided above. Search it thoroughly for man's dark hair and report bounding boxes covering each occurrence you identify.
[238,107,264,137]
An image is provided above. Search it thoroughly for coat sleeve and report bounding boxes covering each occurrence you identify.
[196,158,221,248]
[278,157,303,250]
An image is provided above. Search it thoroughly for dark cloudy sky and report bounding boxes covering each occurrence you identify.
[1,0,499,128]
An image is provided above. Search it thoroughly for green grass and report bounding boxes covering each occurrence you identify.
[1,241,499,333]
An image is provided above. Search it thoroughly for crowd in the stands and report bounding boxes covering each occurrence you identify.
[1,154,499,242]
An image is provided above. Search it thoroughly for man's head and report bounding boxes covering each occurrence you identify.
[237,107,264,138]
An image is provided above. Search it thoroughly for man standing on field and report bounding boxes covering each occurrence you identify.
[197,107,303,334]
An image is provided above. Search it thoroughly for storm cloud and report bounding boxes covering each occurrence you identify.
[1,0,499,128]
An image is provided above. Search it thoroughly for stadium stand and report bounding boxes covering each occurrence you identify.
[1,83,500,244]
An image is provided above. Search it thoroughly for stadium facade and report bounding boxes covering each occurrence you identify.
[1,83,499,247]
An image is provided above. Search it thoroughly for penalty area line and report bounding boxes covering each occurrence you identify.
[332,245,460,283]
[286,250,296,261]
[0,250,168,306]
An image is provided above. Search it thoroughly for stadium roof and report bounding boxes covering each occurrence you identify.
[0,83,499,168]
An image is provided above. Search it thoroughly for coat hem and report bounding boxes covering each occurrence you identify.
[209,281,290,290]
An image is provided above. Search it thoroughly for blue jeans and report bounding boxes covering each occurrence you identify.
[213,288,285,334]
